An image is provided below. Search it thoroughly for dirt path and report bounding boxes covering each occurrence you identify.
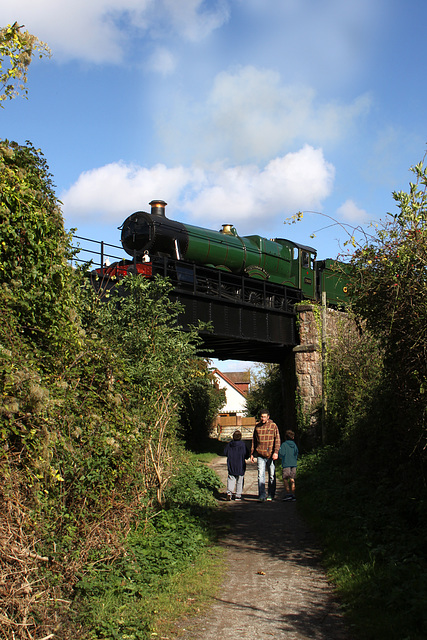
[174,454,352,640]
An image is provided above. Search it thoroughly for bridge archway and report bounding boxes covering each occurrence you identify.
[178,295,348,443]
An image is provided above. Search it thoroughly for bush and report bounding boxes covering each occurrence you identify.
[73,464,222,639]
[298,446,427,640]
[180,360,226,446]
[164,459,222,510]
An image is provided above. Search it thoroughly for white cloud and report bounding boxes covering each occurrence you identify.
[161,0,230,42]
[61,145,334,233]
[61,161,198,217]
[337,199,370,224]
[147,47,177,75]
[184,146,334,225]
[159,66,372,163]
[1,0,382,78]
[1,0,230,63]
[1,0,142,63]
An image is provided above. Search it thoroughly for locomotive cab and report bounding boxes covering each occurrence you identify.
[274,239,316,298]
[296,244,316,299]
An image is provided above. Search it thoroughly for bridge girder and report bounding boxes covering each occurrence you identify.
[171,291,298,363]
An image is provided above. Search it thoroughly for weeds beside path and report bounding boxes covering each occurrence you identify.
[173,453,352,640]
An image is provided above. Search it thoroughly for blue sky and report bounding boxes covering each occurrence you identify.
[2,0,426,372]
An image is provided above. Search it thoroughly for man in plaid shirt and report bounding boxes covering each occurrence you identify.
[250,410,281,501]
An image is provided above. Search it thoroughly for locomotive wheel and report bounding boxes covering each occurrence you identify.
[220,283,241,300]
[246,291,263,306]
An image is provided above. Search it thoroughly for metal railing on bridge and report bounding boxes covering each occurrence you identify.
[71,235,126,273]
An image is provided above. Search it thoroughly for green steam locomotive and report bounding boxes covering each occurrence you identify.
[113,199,348,307]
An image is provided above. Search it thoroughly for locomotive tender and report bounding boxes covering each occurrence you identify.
[97,200,348,307]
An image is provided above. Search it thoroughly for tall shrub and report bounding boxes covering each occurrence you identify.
[348,159,427,474]
[95,275,210,503]
[0,140,81,356]
[0,139,222,638]
[323,312,384,447]
[245,364,284,428]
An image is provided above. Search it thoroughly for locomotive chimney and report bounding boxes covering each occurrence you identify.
[149,199,167,216]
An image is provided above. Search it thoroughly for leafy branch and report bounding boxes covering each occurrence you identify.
[285,209,375,253]
[0,22,50,106]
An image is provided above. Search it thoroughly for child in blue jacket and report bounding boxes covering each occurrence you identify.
[224,430,249,501]
[278,430,298,501]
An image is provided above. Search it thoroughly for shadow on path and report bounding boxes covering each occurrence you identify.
[174,454,353,640]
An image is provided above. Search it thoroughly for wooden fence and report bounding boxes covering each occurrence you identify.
[211,414,256,441]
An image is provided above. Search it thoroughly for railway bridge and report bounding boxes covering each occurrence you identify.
[75,235,345,436]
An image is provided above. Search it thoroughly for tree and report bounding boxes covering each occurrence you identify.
[180,359,226,447]
[348,158,427,469]
[245,364,284,428]
[0,22,50,105]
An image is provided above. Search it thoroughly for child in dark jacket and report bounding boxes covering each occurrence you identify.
[278,429,299,501]
[224,430,249,501]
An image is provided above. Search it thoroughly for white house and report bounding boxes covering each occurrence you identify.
[213,369,249,415]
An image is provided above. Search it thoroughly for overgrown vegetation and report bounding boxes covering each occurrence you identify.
[73,462,224,639]
[347,161,427,474]
[322,311,384,446]
[0,30,225,636]
[321,158,427,474]
[297,447,427,640]
[0,137,224,639]
[291,159,427,640]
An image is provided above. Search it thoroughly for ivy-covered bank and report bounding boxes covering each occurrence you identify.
[0,139,225,639]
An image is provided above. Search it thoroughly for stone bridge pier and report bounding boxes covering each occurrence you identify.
[280,302,348,446]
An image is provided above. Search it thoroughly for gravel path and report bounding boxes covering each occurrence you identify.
[174,453,352,640]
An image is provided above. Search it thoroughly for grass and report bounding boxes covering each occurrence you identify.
[75,543,225,640]
[297,446,427,640]
[151,545,225,638]
[187,436,227,463]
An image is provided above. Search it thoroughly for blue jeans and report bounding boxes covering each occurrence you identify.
[257,456,276,499]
